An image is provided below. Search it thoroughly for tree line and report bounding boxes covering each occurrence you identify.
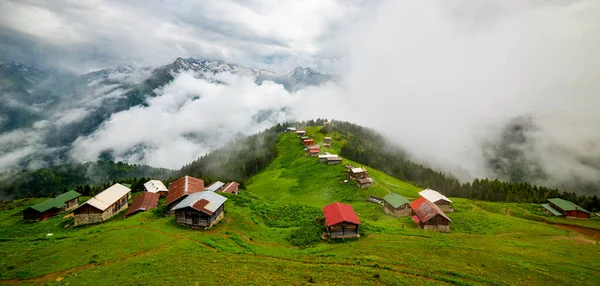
[328,120,600,212]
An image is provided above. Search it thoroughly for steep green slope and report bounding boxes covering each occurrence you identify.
[0,127,599,285]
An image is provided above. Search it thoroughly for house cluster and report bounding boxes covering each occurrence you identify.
[382,188,454,232]
[23,175,240,229]
[292,127,342,164]
[541,198,590,219]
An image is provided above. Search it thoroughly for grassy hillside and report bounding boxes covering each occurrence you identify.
[0,127,599,285]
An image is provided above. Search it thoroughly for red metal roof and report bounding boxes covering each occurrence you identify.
[410,197,451,223]
[192,198,214,215]
[126,192,160,217]
[322,202,361,227]
[309,149,320,154]
[166,176,205,205]
[309,145,320,150]
[222,182,239,194]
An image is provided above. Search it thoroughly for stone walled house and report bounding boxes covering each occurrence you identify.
[74,184,131,226]
[382,193,411,217]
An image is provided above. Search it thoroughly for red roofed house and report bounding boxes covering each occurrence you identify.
[410,197,451,232]
[166,176,205,210]
[322,202,361,238]
[126,192,160,217]
[303,139,314,147]
[222,182,240,194]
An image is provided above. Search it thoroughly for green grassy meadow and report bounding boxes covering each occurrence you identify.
[1,127,599,285]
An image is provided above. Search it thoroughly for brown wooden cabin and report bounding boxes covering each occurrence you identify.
[356,177,374,188]
[383,193,411,217]
[410,197,451,232]
[323,137,332,143]
[327,157,342,165]
[296,130,307,137]
[303,139,314,147]
[348,167,368,180]
[323,202,361,238]
[172,191,227,228]
[23,190,81,221]
[74,184,131,226]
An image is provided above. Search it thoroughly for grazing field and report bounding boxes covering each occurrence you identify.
[0,127,599,285]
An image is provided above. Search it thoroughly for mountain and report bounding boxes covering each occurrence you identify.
[0,59,334,173]
[0,123,598,285]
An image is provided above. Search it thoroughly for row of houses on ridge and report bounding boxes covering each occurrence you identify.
[381,188,454,232]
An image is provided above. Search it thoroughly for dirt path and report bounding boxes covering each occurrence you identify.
[550,223,600,241]
[374,180,392,195]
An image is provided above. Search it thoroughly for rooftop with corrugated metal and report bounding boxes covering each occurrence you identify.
[548,198,589,213]
[410,197,451,223]
[322,202,361,227]
[171,191,227,215]
[28,190,81,213]
[83,184,131,211]
[383,193,410,208]
[541,203,563,216]
[419,188,452,203]
[166,176,205,205]
[144,180,167,193]
[126,192,160,217]
[205,181,225,192]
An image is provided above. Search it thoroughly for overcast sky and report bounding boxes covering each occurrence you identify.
[0,0,367,73]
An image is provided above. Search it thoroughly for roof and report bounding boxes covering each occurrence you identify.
[205,181,225,192]
[357,177,373,184]
[324,137,331,140]
[301,136,309,140]
[287,127,297,131]
[166,176,205,205]
[327,157,342,161]
[350,167,366,174]
[303,139,314,143]
[541,203,563,216]
[309,149,320,154]
[222,182,240,194]
[309,145,320,150]
[319,154,338,159]
[83,184,131,211]
[144,180,168,193]
[121,183,132,189]
[410,197,451,223]
[383,193,410,208]
[419,188,452,203]
[171,191,227,215]
[322,202,361,227]
[28,190,81,213]
[296,130,306,133]
[126,192,160,216]
[548,198,589,213]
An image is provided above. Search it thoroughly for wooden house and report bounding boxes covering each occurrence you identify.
[323,137,332,143]
[222,182,240,194]
[542,198,590,219]
[23,190,81,221]
[348,167,368,180]
[383,193,411,217]
[302,139,314,147]
[356,177,374,188]
[419,188,453,212]
[327,157,342,165]
[205,181,225,192]
[143,180,168,197]
[323,143,331,148]
[285,127,297,133]
[410,197,451,232]
[172,191,227,228]
[318,154,338,163]
[166,176,205,210]
[74,184,131,226]
[296,130,306,137]
[125,192,160,217]
[322,202,361,238]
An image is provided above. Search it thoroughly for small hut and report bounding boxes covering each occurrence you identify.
[419,189,453,212]
[324,137,332,143]
[348,167,368,180]
[322,202,361,238]
[542,198,590,219]
[205,181,225,192]
[382,193,411,217]
[356,177,374,188]
[172,191,227,228]
[410,197,451,232]
[323,143,331,148]
[74,184,131,226]
[166,176,205,210]
[23,190,81,221]
[296,130,307,137]
[144,180,168,197]
[125,192,160,217]
[302,139,314,147]
[327,157,342,165]
[318,154,338,163]
[222,182,240,194]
